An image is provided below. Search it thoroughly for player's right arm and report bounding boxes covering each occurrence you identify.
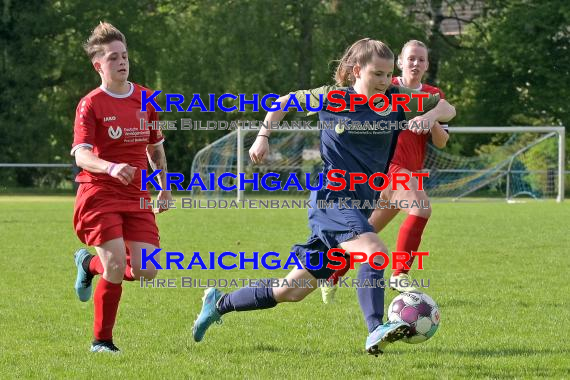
[71,97,135,185]
[249,85,335,164]
[74,148,135,186]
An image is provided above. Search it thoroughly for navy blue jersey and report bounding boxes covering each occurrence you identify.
[292,85,439,204]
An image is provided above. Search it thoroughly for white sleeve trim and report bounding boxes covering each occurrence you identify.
[149,138,165,147]
[71,143,93,156]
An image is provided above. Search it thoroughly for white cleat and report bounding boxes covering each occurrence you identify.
[389,273,418,293]
[321,284,338,304]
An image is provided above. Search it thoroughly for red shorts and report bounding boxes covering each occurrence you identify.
[73,183,160,247]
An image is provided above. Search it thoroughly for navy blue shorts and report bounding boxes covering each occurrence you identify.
[291,192,375,280]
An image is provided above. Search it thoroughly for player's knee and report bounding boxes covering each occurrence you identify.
[284,292,307,302]
[106,256,127,276]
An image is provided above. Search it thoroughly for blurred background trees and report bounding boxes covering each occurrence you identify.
[0,0,568,188]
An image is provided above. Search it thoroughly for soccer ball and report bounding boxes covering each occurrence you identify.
[387,291,440,344]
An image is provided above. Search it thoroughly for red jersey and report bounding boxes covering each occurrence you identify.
[390,77,447,171]
[71,82,164,198]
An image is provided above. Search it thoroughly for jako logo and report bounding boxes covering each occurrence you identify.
[104,116,117,122]
[108,126,122,139]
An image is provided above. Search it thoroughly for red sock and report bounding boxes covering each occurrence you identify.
[93,278,122,341]
[393,215,428,276]
[328,260,351,285]
[89,255,104,275]
[89,255,135,281]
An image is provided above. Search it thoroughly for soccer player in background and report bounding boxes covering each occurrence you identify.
[71,22,171,353]
[322,40,449,303]
[192,38,455,355]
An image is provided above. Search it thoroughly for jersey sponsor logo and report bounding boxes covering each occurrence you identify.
[335,123,345,134]
[108,126,123,139]
[103,116,117,122]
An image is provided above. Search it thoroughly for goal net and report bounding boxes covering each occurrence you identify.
[190,126,565,202]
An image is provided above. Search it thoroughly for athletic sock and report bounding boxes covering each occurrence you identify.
[216,279,277,315]
[328,260,350,285]
[93,278,122,341]
[88,255,104,275]
[356,263,385,333]
[393,215,428,276]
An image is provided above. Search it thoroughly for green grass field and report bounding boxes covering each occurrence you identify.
[1,196,569,379]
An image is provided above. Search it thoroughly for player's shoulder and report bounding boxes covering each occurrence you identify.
[79,87,104,105]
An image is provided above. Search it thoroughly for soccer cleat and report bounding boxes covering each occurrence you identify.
[365,321,410,356]
[192,287,223,342]
[321,284,338,304]
[90,341,121,353]
[389,273,418,293]
[74,248,94,302]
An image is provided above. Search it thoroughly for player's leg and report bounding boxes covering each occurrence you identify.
[125,241,159,280]
[321,202,399,304]
[192,267,318,342]
[385,169,431,292]
[90,237,127,353]
[368,207,401,234]
[74,245,135,301]
[340,232,410,355]
[73,210,135,301]
[123,211,161,280]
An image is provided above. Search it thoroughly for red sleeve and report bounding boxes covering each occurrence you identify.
[148,107,165,145]
[71,97,97,156]
[438,88,445,99]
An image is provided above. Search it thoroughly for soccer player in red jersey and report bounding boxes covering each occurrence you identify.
[322,40,449,301]
[371,39,449,292]
[71,22,171,353]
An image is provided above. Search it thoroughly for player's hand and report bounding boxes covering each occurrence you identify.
[153,190,172,214]
[249,135,269,164]
[107,163,136,185]
[408,115,434,135]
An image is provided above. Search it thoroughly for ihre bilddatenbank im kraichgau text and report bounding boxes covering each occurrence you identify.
[140,170,431,211]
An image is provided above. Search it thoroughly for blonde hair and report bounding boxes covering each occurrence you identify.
[397,40,428,68]
[334,38,394,86]
[83,22,127,61]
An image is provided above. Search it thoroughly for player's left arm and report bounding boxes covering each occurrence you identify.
[146,142,172,213]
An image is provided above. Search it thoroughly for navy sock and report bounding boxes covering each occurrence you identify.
[216,279,277,315]
[356,263,385,333]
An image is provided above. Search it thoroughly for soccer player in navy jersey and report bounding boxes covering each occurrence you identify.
[322,40,450,302]
[192,38,455,355]
[71,22,171,353]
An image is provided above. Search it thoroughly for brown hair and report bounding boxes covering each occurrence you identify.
[334,38,394,86]
[397,40,428,67]
[83,22,127,61]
